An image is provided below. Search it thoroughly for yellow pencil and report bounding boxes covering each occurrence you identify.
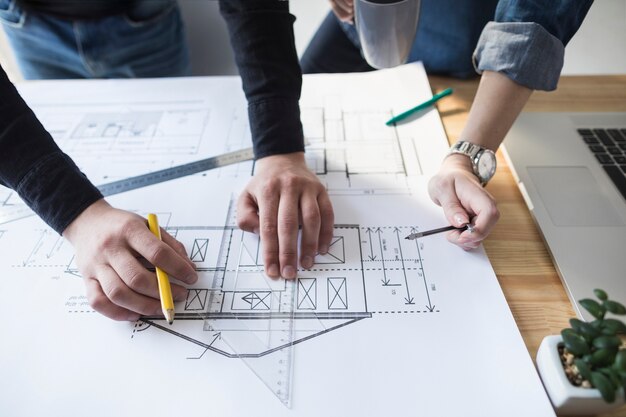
[147,213,175,324]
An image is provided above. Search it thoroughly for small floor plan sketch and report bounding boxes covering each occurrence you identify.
[68,110,209,153]
[32,105,210,157]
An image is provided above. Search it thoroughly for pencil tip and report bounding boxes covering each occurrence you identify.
[165,309,175,325]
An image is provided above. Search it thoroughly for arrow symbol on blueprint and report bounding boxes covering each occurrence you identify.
[394,228,415,305]
[211,332,222,345]
[411,228,435,312]
[376,228,393,286]
[366,228,377,261]
[46,236,62,259]
[23,230,46,266]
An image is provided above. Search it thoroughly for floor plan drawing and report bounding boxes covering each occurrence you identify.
[53,222,439,359]
[140,224,440,354]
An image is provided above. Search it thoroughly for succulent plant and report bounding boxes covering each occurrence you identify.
[560,289,626,403]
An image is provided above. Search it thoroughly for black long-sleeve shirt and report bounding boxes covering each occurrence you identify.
[0,0,304,234]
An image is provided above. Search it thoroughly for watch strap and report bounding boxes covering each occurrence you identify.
[447,140,496,186]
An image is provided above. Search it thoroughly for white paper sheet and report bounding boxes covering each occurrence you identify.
[0,64,554,417]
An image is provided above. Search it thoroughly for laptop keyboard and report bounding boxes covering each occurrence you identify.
[578,128,626,200]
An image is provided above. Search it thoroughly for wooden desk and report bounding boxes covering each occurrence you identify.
[429,75,626,417]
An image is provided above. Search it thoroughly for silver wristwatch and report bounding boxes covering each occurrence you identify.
[448,141,497,186]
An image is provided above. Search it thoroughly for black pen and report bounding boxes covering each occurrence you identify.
[404,224,474,240]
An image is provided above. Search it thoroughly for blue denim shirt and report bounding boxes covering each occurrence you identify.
[336,0,592,90]
[474,0,594,91]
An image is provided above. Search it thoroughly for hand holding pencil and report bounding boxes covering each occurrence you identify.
[63,200,197,322]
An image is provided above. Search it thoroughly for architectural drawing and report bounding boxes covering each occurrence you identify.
[123,223,440,359]
[1,66,555,417]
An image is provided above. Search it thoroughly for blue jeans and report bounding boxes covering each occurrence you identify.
[301,1,498,78]
[0,0,190,79]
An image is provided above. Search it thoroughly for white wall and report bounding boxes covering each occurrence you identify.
[1,0,625,80]
[176,0,329,76]
[562,0,626,75]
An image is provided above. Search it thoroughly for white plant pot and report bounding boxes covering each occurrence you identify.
[536,335,625,415]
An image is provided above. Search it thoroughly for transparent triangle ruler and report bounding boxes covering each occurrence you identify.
[204,204,327,408]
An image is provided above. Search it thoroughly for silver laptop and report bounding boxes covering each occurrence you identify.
[502,112,626,321]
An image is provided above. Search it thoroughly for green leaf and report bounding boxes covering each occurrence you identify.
[570,318,601,339]
[599,367,622,388]
[594,289,608,301]
[575,358,593,382]
[604,300,626,315]
[592,335,622,350]
[615,350,626,372]
[562,328,578,336]
[600,318,626,335]
[589,349,617,367]
[561,330,590,356]
[591,371,616,403]
[580,299,605,319]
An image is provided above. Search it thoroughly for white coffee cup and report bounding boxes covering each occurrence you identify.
[354,0,421,69]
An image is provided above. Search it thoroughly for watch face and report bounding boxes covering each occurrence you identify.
[477,151,496,181]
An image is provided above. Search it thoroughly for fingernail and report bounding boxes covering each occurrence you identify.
[186,273,198,284]
[319,245,329,254]
[301,256,313,269]
[253,228,260,235]
[454,214,467,226]
[282,265,296,279]
[175,291,187,302]
[463,242,480,251]
[267,264,279,278]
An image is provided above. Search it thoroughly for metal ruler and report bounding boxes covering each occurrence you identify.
[0,147,255,225]
[97,147,254,196]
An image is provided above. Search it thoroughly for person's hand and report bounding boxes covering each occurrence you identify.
[329,0,354,23]
[63,199,198,321]
[428,154,500,250]
[237,152,334,279]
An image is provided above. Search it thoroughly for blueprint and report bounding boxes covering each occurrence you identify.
[0,64,554,417]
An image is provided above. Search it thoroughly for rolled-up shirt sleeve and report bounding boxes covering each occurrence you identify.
[219,0,304,159]
[0,66,102,234]
[473,0,593,91]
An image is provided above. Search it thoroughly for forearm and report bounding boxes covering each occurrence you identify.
[459,70,532,151]
[219,0,304,158]
[0,65,102,233]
